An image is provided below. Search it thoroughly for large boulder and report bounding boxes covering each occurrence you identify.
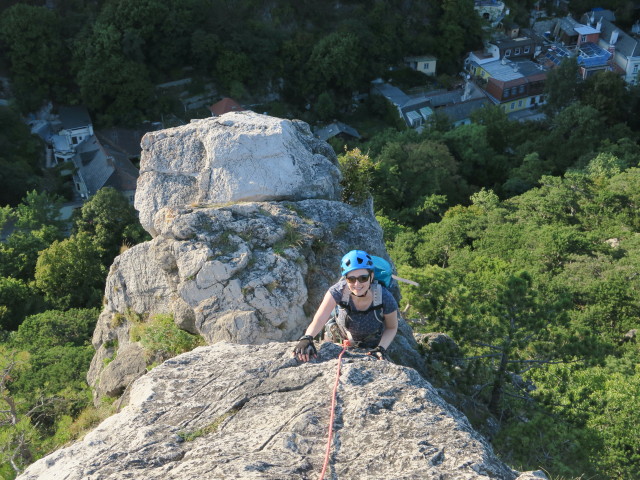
[20,342,546,480]
[88,112,424,402]
[135,111,340,236]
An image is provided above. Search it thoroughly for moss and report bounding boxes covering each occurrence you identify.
[110,313,125,328]
[177,408,240,441]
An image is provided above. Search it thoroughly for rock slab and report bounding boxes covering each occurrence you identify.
[19,342,543,480]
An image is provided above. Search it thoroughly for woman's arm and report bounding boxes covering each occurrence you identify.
[304,290,338,337]
[377,310,398,350]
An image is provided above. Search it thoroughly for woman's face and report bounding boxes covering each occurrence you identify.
[345,269,372,296]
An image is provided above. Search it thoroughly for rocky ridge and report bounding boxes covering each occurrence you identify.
[18,112,547,479]
[19,342,545,480]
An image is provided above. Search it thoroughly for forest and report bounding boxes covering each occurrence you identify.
[1,0,640,479]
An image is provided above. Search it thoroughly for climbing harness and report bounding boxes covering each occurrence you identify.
[318,339,351,480]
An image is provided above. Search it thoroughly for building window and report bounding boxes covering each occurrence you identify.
[423,63,429,70]
[519,85,525,94]
[504,89,510,98]
[505,49,511,57]
[518,100,523,107]
[511,87,518,96]
[524,46,530,53]
[581,35,587,43]
[510,102,515,110]
[634,64,639,74]
[71,136,78,144]
[55,156,64,164]
[515,48,521,55]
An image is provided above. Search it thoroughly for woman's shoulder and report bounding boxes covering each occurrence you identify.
[379,284,399,309]
[328,279,347,298]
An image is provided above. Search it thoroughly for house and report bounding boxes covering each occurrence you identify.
[208,97,245,116]
[438,97,491,127]
[582,10,640,84]
[469,58,547,112]
[96,123,162,163]
[49,106,139,202]
[315,122,361,142]
[72,135,139,203]
[404,55,437,76]
[372,80,489,128]
[371,81,433,128]
[58,106,94,147]
[487,36,538,61]
[540,42,615,79]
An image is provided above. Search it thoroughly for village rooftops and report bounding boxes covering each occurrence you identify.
[371,82,411,107]
[58,106,92,131]
[592,16,640,57]
[556,16,583,37]
[542,43,612,68]
[315,121,361,141]
[208,97,245,116]
[478,59,546,83]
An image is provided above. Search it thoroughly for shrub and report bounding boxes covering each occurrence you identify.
[129,314,205,363]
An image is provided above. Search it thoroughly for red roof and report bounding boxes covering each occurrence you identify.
[208,97,245,116]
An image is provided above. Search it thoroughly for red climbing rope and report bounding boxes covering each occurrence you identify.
[318,339,351,480]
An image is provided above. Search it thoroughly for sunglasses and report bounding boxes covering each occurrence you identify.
[346,274,371,284]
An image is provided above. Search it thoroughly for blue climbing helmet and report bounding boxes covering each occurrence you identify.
[340,250,374,276]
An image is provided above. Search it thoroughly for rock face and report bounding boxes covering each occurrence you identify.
[24,112,549,480]
[19,342,543,480]
[87,112,424,403]
[135,111,340,236]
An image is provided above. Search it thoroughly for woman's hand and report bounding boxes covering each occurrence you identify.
[293,335,317,362]
[366,345,387,360]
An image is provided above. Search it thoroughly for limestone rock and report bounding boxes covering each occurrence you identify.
[88,199,423,402]
[19,342,545,480]
[135,111,341,236]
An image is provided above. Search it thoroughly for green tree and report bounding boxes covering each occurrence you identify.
[0,108,43,206]
[0,348,37,477]
[0,309,98,475]
[0,277,39,332]
[443,123,507,188]
[34,233,106,309]
[215,49,252,94]
[542,103,608,172]
[74,23,153,125]
[0,191,66,281]
[0,4,70,111]
[502,152,552,196]
[73,187,148,263]
[544,56,580,114]
[373,139,470,227]
[306,31,365,97]
[581,70,630,125]
[9,309,97,402]
[470,104,511,153]
[338,148,377,205]
[314,91,337,122]
[436,0,483,73]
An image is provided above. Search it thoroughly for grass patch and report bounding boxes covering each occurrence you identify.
[129,313,205,363]
[273,221,303,255]
[178,407,240,441]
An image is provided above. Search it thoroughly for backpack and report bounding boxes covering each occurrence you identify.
[370,255,394,288]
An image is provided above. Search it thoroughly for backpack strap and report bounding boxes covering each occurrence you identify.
[338,283,383,314]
